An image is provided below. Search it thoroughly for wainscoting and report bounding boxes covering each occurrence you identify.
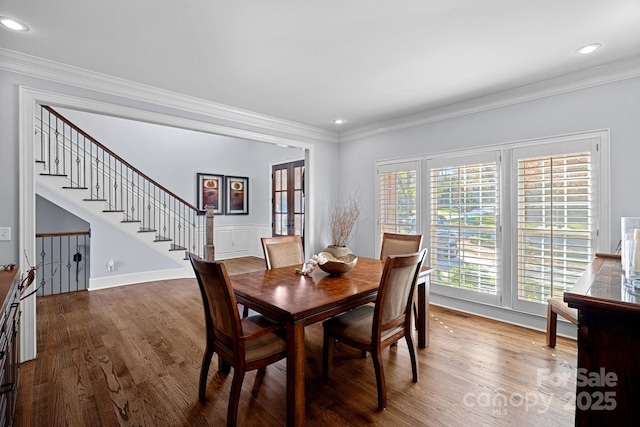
[213,224,272,260]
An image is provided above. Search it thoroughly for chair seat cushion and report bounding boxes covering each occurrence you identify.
[548,297,578,321]
[242,315,287,362]
[323,305,402,345]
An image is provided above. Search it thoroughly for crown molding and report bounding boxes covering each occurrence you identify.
[4,47,639,145]
[0,47,339,143]
[339,55,640,142]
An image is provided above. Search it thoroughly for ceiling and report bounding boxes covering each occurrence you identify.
[2,0,640,134]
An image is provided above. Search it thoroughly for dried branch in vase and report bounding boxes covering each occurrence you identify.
[330,195,361,247]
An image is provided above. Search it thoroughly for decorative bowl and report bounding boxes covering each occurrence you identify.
[316,252,358,276]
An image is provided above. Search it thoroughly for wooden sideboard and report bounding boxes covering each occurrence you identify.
[0,270,20,427]
[564,253,639,426]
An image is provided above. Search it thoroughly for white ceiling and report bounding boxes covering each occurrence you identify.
[2,0,640,134]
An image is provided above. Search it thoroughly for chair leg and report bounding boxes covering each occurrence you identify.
[322,330,334,381]
[227,368,246,427]
[371,348,387,410]
[199,344,215,402]
[547,304,558,348]
[405,332,418,382]
[242,305,249,318]
[219,356,232,374]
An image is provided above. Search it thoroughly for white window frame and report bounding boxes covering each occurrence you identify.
[373,130,610,319]
[510,131,609,316]
[426,151,503,306]
[375,159,421,256]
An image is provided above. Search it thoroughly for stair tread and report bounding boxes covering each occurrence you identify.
[38,109,202,266]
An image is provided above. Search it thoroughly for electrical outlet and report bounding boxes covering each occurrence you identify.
[0,227,10,241]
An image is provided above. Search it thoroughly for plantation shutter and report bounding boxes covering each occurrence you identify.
[428,153,499,298]
[515,144,594,304]
[377,161,419,237]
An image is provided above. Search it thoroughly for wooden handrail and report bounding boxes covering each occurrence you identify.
[42,106,200,212]
[36,231,91,238]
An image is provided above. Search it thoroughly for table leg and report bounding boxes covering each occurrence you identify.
[286,320,305,427]
[417,278,430,348]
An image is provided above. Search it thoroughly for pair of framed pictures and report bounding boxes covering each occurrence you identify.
[197,173,249,215]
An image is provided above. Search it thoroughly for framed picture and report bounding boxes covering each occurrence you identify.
[197,173,224,214]
[225,176,249,215]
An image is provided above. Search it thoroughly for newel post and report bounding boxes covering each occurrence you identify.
[205,205,215,261]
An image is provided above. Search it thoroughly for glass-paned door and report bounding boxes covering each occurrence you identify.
[272,160,305,238]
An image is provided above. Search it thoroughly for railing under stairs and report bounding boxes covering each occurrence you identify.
[35,106,206,260]
[35,231,90,296]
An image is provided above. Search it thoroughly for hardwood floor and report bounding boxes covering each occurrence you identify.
[15,257,578,426]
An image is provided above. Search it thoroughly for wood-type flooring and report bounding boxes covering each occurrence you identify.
[15,257,578,426]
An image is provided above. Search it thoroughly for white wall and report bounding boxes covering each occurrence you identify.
[341,76,640,258]
[337,76,640,335]
[1,68,339,361]
[54,108,306,227]
[7,58,636,355]
[0,69,340,266]
[0,71,21,264]
[36,195,89,234]
[44,107,309,273]
[36,182,184,278]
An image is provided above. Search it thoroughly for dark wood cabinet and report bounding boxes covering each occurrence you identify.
[0,270,20,427]
[564,254,639,426]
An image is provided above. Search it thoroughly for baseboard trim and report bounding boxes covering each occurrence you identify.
[430,293,578,341]
[89,266,194,291]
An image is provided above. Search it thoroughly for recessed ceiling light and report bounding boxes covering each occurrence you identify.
[576,43,601,55]
[332,119,345,125]
[0,16,29,31]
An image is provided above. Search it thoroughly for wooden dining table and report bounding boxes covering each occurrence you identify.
[230,256,432,427]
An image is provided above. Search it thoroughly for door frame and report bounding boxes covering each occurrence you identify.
[271,159,306,239]
[19,87,316,361]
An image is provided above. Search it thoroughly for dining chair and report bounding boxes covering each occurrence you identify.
[322,249,427,410]
[380,232,424,341]
[261,235,305,270]
[188,253,287,427]
[379,232,423,261]
[546,297,578,347]
[238,235,306,318]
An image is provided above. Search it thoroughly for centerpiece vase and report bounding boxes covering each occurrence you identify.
[323,245,353,258]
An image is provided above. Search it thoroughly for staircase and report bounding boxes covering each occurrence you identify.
[34,106,206,286]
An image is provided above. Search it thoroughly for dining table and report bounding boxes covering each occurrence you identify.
[230,256,433,427]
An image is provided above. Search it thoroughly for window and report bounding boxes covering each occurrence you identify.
[513,139,597,312]
[376,161,419,249]
[376,131,607,317]
[428,152,500,305]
